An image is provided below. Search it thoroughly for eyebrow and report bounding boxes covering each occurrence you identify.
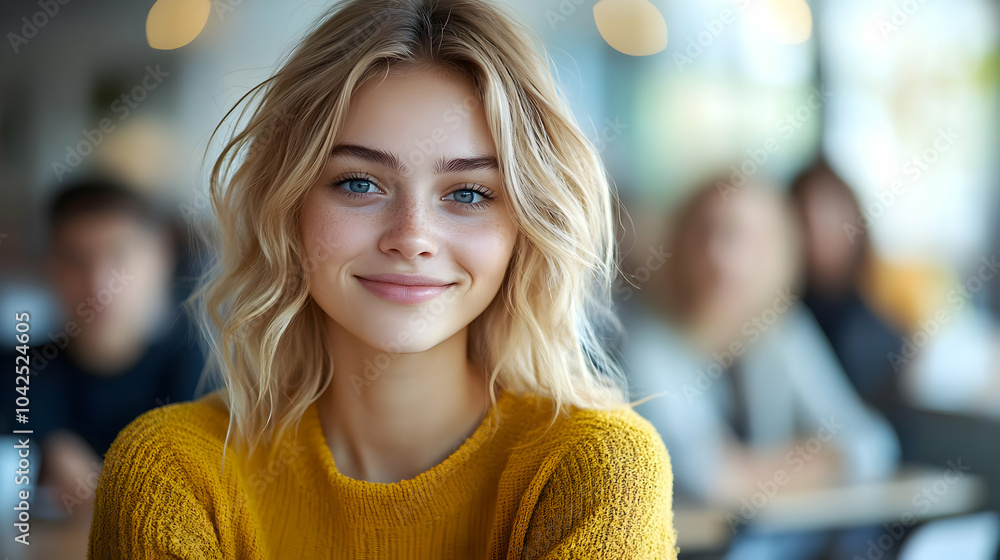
[330,143,498,175]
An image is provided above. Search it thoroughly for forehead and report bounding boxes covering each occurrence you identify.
[51,212,155,250]
[336,66,497,164]
[696,189,781,233]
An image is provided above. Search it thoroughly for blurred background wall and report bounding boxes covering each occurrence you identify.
[1,0,999,558]
[2,0,997,335]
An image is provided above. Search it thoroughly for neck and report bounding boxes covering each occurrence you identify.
[318,320,490,483]
[67,293,173,376]
[682,300,747,355]
[68,333,148,376]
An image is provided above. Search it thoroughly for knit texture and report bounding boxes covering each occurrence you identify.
[87,388,678,559]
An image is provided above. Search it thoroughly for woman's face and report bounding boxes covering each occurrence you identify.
[299,66,518,354]
[798,178,858,286]
[680,188,791,316]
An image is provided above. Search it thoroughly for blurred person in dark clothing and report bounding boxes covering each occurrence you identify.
[789,159,906,411]
[3,177,206,518]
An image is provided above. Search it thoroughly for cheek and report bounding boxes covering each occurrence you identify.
[457,219,517,288]
[299,199,367,275]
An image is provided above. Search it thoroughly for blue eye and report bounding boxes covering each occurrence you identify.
[342,179,376,193]
[329,174,383,199]
[447,189,486,204]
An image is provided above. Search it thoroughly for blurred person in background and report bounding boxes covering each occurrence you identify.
[789,159,907,413]
[3,177,206,519]
[619,179,900,559]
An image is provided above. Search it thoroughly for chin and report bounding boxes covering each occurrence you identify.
[375,332,452,356]
[339,315,456,354]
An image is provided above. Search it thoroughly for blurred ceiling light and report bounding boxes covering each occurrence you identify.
[146,0,212,50]
[748,0,813,44]
[94,116,182,197]
[593,0,668,56]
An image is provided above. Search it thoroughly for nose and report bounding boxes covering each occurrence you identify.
[378,197,438,259]
[85,257,115,298]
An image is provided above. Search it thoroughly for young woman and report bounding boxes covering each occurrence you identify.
[87,0,678,558]
[620,179,898,559]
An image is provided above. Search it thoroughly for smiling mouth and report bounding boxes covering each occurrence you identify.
[354,276,456,304]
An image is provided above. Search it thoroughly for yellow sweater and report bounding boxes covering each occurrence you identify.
[88,388,678,559]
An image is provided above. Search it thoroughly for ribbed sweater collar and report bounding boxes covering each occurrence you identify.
[293,388,520,527]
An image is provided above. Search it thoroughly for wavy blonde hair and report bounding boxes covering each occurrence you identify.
[189,0,628,455]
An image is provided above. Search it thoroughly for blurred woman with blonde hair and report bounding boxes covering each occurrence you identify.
[88,0,678,558]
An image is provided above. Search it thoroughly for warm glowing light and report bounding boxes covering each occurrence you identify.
[748,0,813,44]
[593,0,668,56]
[146,0,212,50]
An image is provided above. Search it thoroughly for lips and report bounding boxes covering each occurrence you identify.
[355,274,456,304]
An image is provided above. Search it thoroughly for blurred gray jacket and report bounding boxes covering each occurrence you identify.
[621,301,901,502]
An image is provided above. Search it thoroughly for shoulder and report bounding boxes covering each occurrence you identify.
[506,391,672,491]
[97,390,233,503]
[773,302,823,340]
[515,398,678,558]
[549,402,672,485]
[104,390,231,462]
[90,391,235,557]
[748,302,825,362]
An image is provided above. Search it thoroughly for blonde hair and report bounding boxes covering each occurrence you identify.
[189,0,627,454]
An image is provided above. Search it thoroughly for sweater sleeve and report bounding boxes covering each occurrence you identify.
[87,406,225,560]
[521,411,679,560]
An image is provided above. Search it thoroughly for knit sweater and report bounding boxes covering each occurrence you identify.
[87,388,679,559]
